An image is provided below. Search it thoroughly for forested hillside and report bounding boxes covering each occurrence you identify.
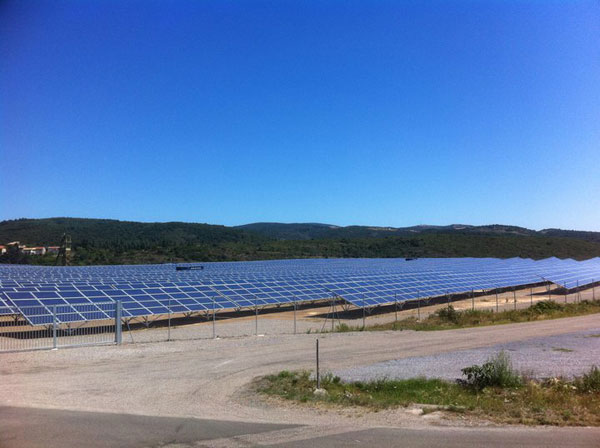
[1,218,599,265]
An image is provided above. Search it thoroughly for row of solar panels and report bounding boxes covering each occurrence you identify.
[1,257,600,325]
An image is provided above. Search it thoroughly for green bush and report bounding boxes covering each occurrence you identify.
[575,366,600,393]
[460,351,522,390]
[435,305,460,323]
[530,300,562,314]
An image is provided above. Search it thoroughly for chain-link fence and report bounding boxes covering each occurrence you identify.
[1,282,598,351]
[0,301,120,353]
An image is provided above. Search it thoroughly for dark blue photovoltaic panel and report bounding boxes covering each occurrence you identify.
[1,257,599,325]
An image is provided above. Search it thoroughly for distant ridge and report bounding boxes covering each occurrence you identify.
[1,217,599,265]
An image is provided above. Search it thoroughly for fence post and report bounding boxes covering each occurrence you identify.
[167,296,171,342]
[212,299,216,339]
[530,287,533,307]
[293,295,297,334]
[52,305,58,349]
[115,300,122,345]
[362,295,366,328]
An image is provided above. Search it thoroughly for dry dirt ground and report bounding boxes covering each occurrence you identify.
[1,313,600,446]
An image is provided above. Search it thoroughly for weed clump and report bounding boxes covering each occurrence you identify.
[460,351,522,390]
[574,366,600,393]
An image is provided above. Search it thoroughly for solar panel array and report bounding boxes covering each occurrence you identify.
[1,257,599,325]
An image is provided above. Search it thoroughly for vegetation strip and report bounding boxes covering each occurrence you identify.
[256,354,600,426]
[333,300,600,333]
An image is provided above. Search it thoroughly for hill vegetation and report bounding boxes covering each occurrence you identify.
[1,218,600,265]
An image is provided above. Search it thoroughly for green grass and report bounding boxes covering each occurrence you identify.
[359,300,600,332]
[256,364,600,426]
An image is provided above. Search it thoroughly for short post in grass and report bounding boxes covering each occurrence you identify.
[316,338,320,389]
[293,295,297,335]
[513,288,517,310]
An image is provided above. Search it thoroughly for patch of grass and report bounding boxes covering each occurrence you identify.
[365,300,600,332]
[256,360,600,426]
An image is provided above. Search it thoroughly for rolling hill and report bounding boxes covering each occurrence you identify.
[1,218,600,265]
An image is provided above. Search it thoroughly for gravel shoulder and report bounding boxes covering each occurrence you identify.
[335,328,600,383]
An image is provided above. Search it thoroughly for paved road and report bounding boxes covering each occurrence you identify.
[1,406,599,448]
[1,314,600,447]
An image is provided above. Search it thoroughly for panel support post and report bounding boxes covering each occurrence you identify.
[471,290,474,311]
[577,280,580,303]
[495,290,499,313]
[115,300,122,345]
[394,293,398,324]
[593,280,596,301]
[52,304,58,349]
[255,301,258,336]
[316,339,320,389]
[513,288,517,310]
[417,298,421,321]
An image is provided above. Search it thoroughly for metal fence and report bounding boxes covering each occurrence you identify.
[0,301,121,353]
[1,282,598,352]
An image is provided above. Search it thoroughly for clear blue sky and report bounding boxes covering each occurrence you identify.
[2,1,599,230]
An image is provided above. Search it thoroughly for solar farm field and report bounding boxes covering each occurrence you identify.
[1,257,600,351]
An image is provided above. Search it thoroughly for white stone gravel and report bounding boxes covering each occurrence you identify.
[334,328,600,382]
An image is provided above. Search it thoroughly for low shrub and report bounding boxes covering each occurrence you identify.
[460,351,522,390]
[575,366,600,393]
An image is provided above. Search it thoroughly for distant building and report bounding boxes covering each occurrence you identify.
[46,246,60,254]
[21,247,46,256]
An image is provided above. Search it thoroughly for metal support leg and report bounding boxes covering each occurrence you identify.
[495,290,499,313]
[513,288,517,310]
[362,296,366,328]
[471,290,474,311]
[530,287,533,307]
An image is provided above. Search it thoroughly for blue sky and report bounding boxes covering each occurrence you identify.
[2,1,599,230]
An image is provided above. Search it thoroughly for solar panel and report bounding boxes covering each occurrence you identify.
[1,257,598,325]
